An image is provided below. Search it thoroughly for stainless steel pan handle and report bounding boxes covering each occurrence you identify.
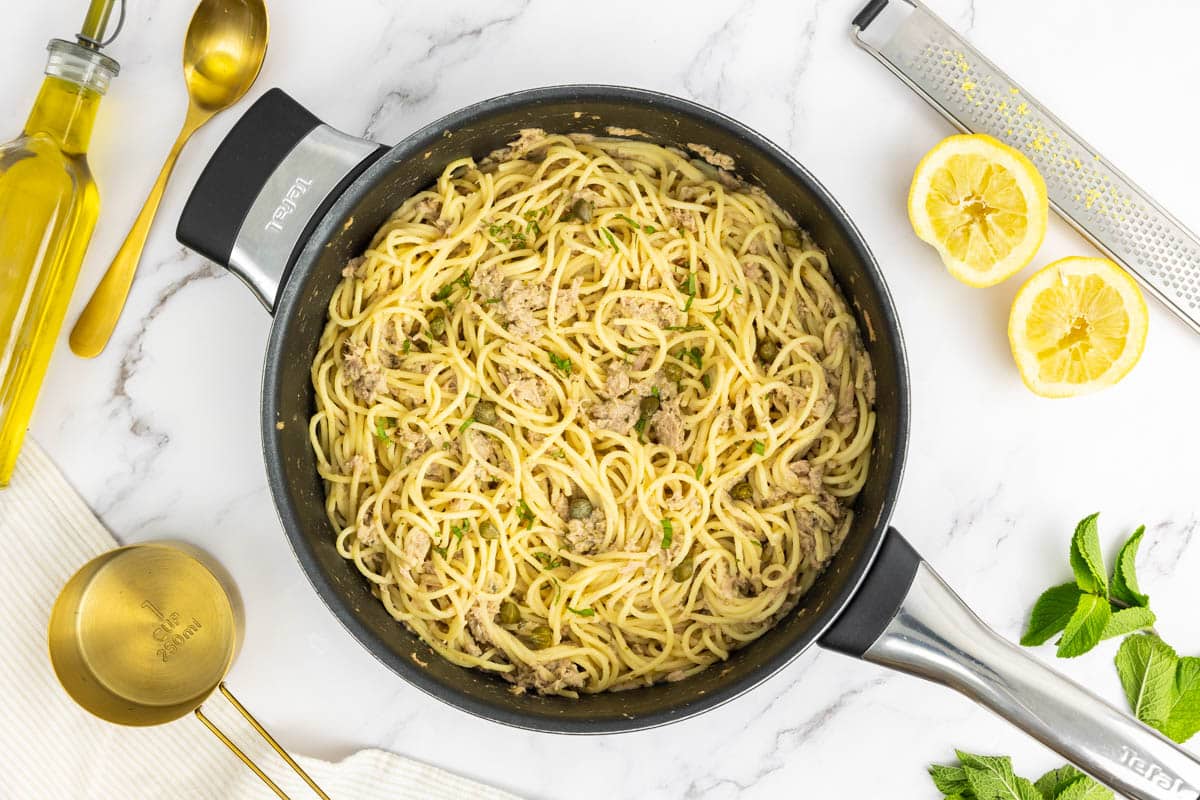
[176,89,383,312]
[821,531,1200,800]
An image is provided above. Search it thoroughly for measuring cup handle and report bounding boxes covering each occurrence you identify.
[195,683,331,800]
[176,88,385,312]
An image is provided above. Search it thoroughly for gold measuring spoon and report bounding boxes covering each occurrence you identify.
[49,543,329,799]
[69,0,268,358]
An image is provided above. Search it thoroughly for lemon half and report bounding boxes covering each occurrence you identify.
[909,134,1048,287]
[1008,257,1148,397]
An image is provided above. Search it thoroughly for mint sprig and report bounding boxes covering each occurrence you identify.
[1021,513,1155,657]
[1020,513,1199,744]
[928,751,1111,800]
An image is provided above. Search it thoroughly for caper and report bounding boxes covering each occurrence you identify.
[499,599,520,625]
[639,395,660,417]
[570,198,594,223]
[781,228,803,248]
[528,624,554,649]
[672,556,695,582]
[569,495,594,520]
[756,338,779,363]
[479,521,500,540]
[730,482,754,502]
[474,400,498,426]
[663,362,684,382]
[429,310,446,337]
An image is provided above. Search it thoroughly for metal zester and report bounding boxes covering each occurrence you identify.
[852,0,1200,333]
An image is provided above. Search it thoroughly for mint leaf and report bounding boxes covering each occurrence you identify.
[1115,634,1177,727]
[1161,656,1200,743]
[1069,513,1107,596]
[1056,594,1111,658]
[1110,525,1149,608]
[929,763,972,795]
[1053,776,1114,800]
[957,751,1040,799]
[1100,606,1155,640]
[1021,583,1083,646]
[1033,765,1086,798]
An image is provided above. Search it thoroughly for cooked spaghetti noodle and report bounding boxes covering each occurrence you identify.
[309,132,875,696]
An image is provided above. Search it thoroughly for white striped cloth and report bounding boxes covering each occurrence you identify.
[0,441,521,800]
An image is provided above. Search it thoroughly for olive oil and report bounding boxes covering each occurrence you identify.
[0,40,118,484]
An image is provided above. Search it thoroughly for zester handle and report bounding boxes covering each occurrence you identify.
[853,0,1200,334]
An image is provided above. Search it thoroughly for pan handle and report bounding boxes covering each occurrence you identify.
[176,89,385,312]
[820,530,1200,800]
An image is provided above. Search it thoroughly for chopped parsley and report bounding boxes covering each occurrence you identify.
[633,415,649,442]
[752,440,766,456]
[733,286,743,296]
[695,464,703,479]
[681,272,697,312]
[712,310,722,324]
[600,226,619,250]
[432,545,448,557]
[517,498,535,529]
[534,551,562,569]
[661,518,674,549]
[484,297,503,304]
[458,417,474,433]
[402,339,413,354]
[651,385,660,398]
[552,448,567,459]
[665,323,704,332]
[375,418,391,443]
[433,270,472,302]
[549,353,573,376]
[615,213,654,234]
[450,520,469,541]
[700,373,712,390]
[679,346,703,370]
[567,606,595,617]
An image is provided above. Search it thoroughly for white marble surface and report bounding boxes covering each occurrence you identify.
[8,0,1200,796]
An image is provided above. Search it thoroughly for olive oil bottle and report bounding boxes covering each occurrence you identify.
[0,36,119,484]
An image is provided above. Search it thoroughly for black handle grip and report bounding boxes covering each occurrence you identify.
[819,528,921,657]
[852,0,890,30]
[176,88,323,268]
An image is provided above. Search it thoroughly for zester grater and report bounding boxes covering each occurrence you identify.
[852,0,1200,333]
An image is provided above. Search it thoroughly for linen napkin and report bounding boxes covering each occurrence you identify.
[0,440,522,800]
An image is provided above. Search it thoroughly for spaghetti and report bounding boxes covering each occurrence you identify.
[309,132,875,696]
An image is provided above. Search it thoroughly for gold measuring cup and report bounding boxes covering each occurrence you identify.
[48,543,329,799]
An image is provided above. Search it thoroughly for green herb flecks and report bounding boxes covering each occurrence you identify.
[751,440,765,456]
[694,464,703,479]
[677,346,703,371]
[516,499,536,530]
[661,518,674,550]
[600,226,619,251]
[681,272,697,311]
[449,520,469,541]
[458,417,474,433]
[615,213,653,234]
[665,324,704,332]
[534,551,562,570]
[567,606,595,617]
[375,418,392,443]
[549,353,573,377]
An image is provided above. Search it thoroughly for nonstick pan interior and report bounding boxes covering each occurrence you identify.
[262,86,909,732]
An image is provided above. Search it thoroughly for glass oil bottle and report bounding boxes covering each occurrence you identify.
[0,13,120,485]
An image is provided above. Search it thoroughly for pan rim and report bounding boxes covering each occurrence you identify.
[261,83,911,733]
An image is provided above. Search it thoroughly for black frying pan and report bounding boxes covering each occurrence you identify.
[177,86,1200,799]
